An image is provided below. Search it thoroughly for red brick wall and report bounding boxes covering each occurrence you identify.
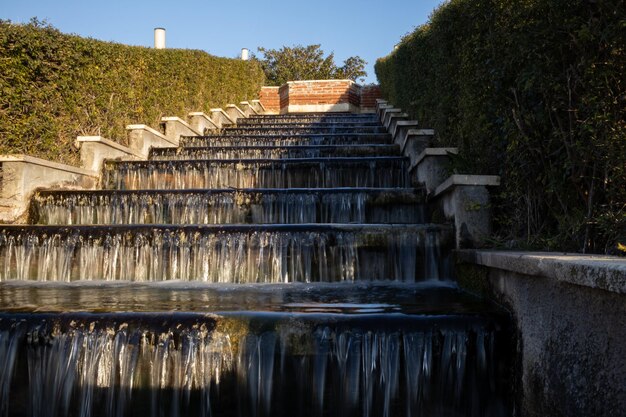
[283,80,359,108]
[360,85,383,111]
[259,86,280,113]
[258,81,382,113]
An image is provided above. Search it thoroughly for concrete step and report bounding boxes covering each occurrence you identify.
[180,133,392,147]
[102,157,410,190]
[31,187,426,225]
[149,144,401,160]
[223,126,388,135]
[0,223,452,282]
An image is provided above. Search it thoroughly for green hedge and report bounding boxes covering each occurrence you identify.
[0,20,265,165]
[376,0,625,254]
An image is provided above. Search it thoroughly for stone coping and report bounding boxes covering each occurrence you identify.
[75,136,145,159]
[160,116,201,135]
[284,79,356,85]
[412,147,458,168]
[250,100,267,111]
[210,108,235,124]
[457,250,626,294]
[0,154,98,176]
[226,104,246,117]
[126,123,173,140]
[434,174,501,197]
[408,128,435,136]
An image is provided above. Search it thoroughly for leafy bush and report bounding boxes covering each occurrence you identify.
[375,0,625,254]
[256,44,367,86]
[0,19,265,165]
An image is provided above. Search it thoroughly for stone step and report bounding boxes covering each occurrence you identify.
[102,157,410,190]
[180,133,392,147]
[222,126,388,135]
[31,188,425,225]
[0,305,510,417]
[236,121,382,128]
[247,113,378,121]
[149,144,401,160]
[0,223,452,283]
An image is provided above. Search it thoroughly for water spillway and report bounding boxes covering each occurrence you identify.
[31,188,425,225]
[102,157,409,190]
[0,112,512,416]
[180,133,391,147]
[149,144,401,160]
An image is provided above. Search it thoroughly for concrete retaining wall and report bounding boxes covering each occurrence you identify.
[456,250,626,417]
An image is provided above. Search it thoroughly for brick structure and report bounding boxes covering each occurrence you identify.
[259,80,384,114]
[360,85,383,113]
[259,87,280,114]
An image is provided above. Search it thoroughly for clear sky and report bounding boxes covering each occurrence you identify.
[1,0,444,84]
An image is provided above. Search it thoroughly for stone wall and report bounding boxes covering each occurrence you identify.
[456,251,626,417]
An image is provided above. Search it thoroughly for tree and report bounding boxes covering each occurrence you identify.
[256,44,367,86]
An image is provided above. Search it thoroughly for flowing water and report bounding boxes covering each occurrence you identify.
[30,189,425,225]
[0,112,512,416]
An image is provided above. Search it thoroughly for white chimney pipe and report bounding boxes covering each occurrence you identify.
[241,48,249,61]
[154,28,166,49]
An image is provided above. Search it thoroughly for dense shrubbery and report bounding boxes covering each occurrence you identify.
[0,19,265,165]
[375,0,625,254]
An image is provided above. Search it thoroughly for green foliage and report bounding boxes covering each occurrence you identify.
[256,44,366,86]
[0,19,265,165]
[375,0,625,254]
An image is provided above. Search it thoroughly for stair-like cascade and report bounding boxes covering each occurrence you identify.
[0,112,512,417]
[31,188,425,225]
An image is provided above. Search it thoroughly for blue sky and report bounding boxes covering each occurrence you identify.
[1,0,444,84]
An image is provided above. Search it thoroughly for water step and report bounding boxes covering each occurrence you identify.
[149,144,401,160]
[181,133,391,147]
[246,114,378,121]
[0,301,511,417]
[102,157,409,190]
[0,224,452,282]
[31,188,426,225]
[222,126,388,135]
[236,121,383,128]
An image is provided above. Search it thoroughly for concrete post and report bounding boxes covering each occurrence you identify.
[154,28,166,49]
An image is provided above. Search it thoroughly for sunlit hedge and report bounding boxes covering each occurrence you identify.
[375,0,625,253]
[0,20,265,165]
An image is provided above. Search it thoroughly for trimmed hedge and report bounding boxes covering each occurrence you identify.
[0,20,265,165]
[376,0,625,254]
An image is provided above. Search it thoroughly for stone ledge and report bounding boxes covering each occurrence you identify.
[75,136,144,159]
[210,108,235,127]
[411,147,458,171]
[75,136,144,171]
[188,112,219,134]
[225,104,246,119]
[0,154,98,177]
[434,174,501,197]
[239,101,259,116]
[285,79,356,85]
[250,99,267,113]
[391,120,419,140]
[126,124,173,143]
[457,250,626,294]
[161,116,200,134]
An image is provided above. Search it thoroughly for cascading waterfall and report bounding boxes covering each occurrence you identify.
[31,189,425,225]
[0,112,512,416]
[0,225,450,283]
[149,145,399,160]
[0,313,510,417]
[180,134,390,147]
[103,159,409,190]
